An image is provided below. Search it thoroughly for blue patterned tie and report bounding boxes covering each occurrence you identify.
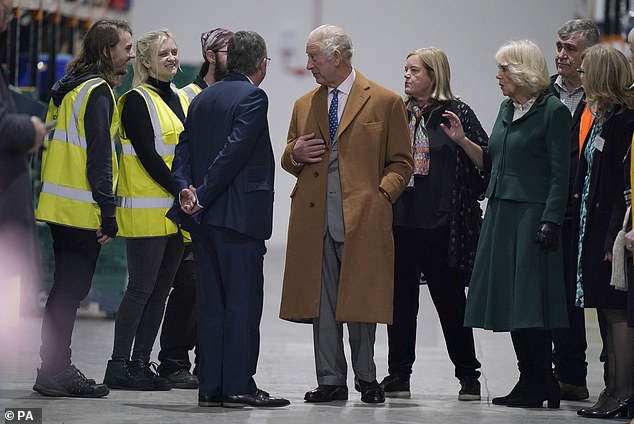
[328,88,339,144]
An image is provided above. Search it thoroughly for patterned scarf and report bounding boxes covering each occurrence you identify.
[407,99,444,179]
[408,103,430,176]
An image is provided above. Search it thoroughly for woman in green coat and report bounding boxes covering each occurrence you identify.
[442,40,571,410]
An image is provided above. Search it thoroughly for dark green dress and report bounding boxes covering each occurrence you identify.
[464,93,571,331]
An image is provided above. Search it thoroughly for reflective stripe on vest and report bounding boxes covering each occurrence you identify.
[41,182,95,203]
[35,78,119,230]
[181,83,202,103]
[49,128,116,153]
[117,196,175,209]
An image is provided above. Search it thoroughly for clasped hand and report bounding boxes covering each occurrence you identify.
[180,185,202,215]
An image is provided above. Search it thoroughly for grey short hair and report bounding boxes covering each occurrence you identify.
[308,24,353,64]
[227,31,267,76]
[557,19,600,46]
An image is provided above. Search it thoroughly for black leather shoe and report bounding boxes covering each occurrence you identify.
[198,394,222,407]
[222,389,290,408]
[577,394,634,419]
[304,385,348,402]
[166,369,199,389]
[356,379,385,404]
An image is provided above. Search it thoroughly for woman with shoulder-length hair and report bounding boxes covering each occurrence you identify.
[102,28,189,391]
[379,47,486,400]
[443,40,571,409]
[575,43,634,419]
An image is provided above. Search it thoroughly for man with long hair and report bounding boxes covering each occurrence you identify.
[34,18,135,398]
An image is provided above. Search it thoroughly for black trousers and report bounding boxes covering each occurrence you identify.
[551,218,588,386]
[112,235,184,363]
[39,224,101,373]
[387,225,481,380]
[158,243,198,377]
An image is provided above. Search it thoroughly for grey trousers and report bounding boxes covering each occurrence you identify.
[312,230,377,386]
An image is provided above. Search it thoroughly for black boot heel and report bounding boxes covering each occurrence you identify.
[547,396,560,409]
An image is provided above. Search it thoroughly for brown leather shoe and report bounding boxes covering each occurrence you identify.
[558,380,589,401]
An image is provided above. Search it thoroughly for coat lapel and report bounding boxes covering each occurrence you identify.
[338,71,370,137]
[310,86,330,143]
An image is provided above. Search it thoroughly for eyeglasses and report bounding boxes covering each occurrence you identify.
[216,50,227,53]
[576,68,585,75]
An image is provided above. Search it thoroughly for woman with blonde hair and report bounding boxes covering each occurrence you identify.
[443,40,571,409]
[103,28,188,391]
[379,47,486,400]
[575,43,634,419]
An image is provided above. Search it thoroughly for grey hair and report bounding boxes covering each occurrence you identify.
[227,31,267,76]
[308,24,353,64]
[557,19,600,46]
[496,40,550,96]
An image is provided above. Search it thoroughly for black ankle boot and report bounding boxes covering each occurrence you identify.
[103,359,170,391]
[103,359,148,390]
[492,374,529,405]
[505,373,560,409]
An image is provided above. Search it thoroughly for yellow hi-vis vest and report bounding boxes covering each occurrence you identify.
[180,82,203,103]
[115,84,189,238]
[35,78,119,230]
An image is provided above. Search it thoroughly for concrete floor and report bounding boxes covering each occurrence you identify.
[0,245,625,424]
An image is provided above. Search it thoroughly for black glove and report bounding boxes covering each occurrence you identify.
[534,221,559,249]
[100,216,118,238]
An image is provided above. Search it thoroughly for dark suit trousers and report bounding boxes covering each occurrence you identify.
[193,226,264,397]
[158,243,198,376]
[387,225,481,380]
[552,218,588,386]
[39,224,101,373]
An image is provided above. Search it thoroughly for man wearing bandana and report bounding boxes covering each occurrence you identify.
[181,28,234,102]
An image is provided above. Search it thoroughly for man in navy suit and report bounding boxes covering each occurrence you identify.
[169,30,289,408]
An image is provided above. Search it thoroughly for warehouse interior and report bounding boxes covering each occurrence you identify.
[1,0,633,423]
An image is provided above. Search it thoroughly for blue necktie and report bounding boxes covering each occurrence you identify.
[328,88,339,144]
